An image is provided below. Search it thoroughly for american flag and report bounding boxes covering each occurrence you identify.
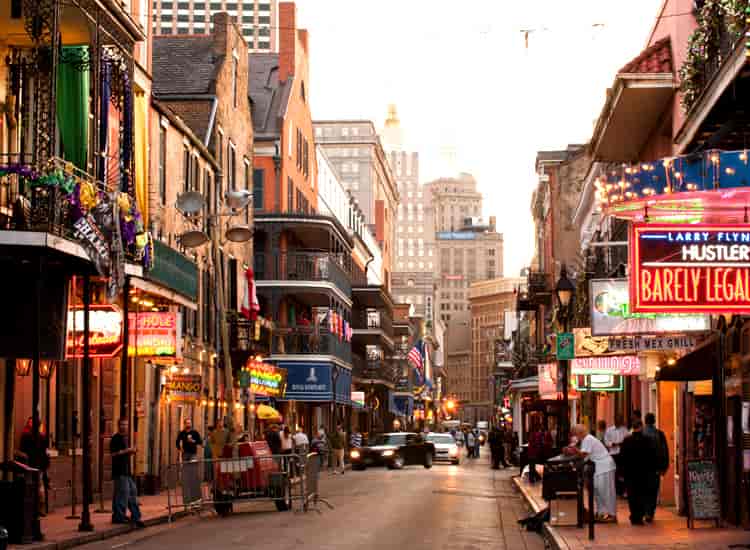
[407,340,425,384]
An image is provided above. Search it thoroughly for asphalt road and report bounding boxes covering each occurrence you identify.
[78,450,543,550]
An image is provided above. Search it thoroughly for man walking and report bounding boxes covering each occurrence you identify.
[643,413,669,523]
[489,425,508,469]
[176,418,203,506]
[329,424,346,474]
[604,415,629,496]
[110,418,144,527]
[620,419,658,525]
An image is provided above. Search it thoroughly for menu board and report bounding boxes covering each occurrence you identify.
[686,459,720,526]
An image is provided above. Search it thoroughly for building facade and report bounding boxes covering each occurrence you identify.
[152,0,277,51]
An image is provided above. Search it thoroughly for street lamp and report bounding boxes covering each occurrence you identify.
[176,182,254,438]
[555,264,575,449]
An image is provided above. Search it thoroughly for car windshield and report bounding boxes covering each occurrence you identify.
[427,434,455,445]
[370,434,407,446]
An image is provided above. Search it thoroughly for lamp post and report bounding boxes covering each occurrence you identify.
[555,264,575,449]
[176,183,254,437]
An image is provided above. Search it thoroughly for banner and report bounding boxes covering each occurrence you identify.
[128,312,177,357]
[167,374,201,401]
[590,278,710,335]
[631,223,750,313]
[571,355,641,376]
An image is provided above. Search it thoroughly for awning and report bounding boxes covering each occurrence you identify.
[657,335,718,381]
[510,376,538,391]
[131,275,197,310]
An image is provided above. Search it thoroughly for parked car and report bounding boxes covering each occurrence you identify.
[426,432,460,465]
[350,432,435,470]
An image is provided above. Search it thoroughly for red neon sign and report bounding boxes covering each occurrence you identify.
[631,223,750,314]
[66,304,124,358]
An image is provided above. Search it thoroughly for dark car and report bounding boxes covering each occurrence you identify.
[350,432,435,470]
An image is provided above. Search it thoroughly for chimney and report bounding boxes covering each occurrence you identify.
[211,12,230,57]
[279,3,296,82]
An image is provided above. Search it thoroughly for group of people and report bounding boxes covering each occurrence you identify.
[488,424,515,469]
[564,411,670,526]
[456,427,482,459]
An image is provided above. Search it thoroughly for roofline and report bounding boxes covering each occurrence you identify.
[152,99,220,171]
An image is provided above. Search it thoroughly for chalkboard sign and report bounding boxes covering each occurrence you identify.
[686,459,720,527]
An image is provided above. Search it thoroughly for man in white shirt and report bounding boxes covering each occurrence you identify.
[604,416,629,496]
[293,427,309,454]
[573,424,617,522]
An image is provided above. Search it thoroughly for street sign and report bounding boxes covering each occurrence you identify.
[556,332,574,360]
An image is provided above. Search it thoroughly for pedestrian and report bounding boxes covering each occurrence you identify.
[473,428,481,458]
[293,426,309,454]
[466,429,476,459]
[630,409,642,431]
[209,421,228,459]
[176,418,203,506]
[604,415,629,496]
[265,423,282,455]
[329,423,346,475]
[280,426,294,454]
[350,428,363,450]
[17,417,50,517]
[620,419,658,525]
[204,426,214,482]
[526,421,552,483]
[311,427,328,470]
[110,418,144,527]
[596,420,607,443]
[642,413,669,523]
[489,425,508,469]
[571,424,617,523]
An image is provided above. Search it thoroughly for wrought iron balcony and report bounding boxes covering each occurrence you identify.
[271,326,352,365]
[254,251,351,296]
[352,353,398,384]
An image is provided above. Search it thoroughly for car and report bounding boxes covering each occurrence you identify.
[350,432,435,470]
[426,432,460,465]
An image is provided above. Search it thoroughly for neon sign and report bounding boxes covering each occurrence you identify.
[128,312,177,357]
[66,305,123,358]
[167,374,201,401]
[244,360,287,398]
[631,223,750,313]
[571,355,641,376]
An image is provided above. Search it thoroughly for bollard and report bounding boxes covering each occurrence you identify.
[586,463,595,541]
[0,526,7,550]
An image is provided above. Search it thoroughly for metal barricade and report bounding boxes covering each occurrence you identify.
[166,453,316,520]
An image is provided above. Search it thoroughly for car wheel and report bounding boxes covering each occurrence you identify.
[424,453,433,469]
[388,454,405,469]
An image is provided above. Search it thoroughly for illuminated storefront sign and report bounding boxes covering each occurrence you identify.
[66,305,123,358]
[167,374,202,401]
[575,328,626,357]
[608,335,697,352]
[128,312,177,358]
[590,279,710,335]
[572,374,624,392]
[245,360,287,398]
[538,363,559,400]
[631,223,750,313]
[351,391,365,407]
[571,355,641,376]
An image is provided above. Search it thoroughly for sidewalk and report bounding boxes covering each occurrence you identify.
[11,492,191,550]
[513,475,750,550]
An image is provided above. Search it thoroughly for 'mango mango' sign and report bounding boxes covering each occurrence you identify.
[167,374,201,401]
[245,360,287,398]
[631,223,750,314]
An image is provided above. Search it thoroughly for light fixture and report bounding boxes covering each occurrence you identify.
[666,357,677,366]
[555,264,575,308]
[15,358,32,377]
[176,191,206,215]
[225,224,253,243]
[38,360,56,379]
[170,365,178,373]
[225,189,253,211]
[179,229,210,249]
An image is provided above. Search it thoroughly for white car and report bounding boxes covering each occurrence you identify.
[426,433,460,465]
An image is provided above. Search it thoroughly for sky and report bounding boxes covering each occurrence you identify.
[295,0,664,276]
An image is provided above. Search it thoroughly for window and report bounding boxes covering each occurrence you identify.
[258,41,270,49]
[232,53,239,108]
[301,81,306,103]
[158,124,167,203]
[177,13,189,21]
[209,2,221,9]
[228,142,236,190]
[258,15,270,23]
[160,26,173,34]
[183,145,191,192]
[160,14,172,21]
[193,14,205,21]
[287,177,294,212]
[488,249,495,256]
[244,159,251,222]
[177,27,189,34]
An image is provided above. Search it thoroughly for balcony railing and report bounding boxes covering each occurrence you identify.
[254,251,351,295]
[352,308,393,336]
[271,326,352,364]
[352,353,397,383]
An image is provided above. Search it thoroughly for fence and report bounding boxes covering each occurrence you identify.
[165,451,323,519]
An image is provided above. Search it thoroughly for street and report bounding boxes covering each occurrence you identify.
[76,453,543,550]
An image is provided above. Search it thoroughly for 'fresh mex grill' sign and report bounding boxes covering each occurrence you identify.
[631,223,750,313]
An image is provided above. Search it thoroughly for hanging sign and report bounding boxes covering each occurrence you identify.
[167,374,202,401]
[571,355,641,376]
[556,332,574,360]
[608,335,697,352]
[574,327,627,357]
[631,223,750,313]
[538,363,559,400]
[572,374,624,392]
[128,312,177,358]
[591,279,710,335]
[66,304,124,358]
[351,391,365,408]
[244,359,287,398]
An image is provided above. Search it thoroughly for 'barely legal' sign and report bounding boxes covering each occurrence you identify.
[631,223,750,313]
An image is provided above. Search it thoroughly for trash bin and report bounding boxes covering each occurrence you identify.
[542,454,581,502]
[0,461,41,544]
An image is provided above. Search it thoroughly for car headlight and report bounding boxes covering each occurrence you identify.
[350,450,360,459]
[449,446,458,456]
[382,450,395,457]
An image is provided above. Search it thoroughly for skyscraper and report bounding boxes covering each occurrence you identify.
[152,0,277,51]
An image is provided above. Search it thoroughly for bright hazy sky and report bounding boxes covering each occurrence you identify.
[296,0,664,276]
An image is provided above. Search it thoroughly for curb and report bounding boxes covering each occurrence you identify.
[25,509,192,550]
[512,476,569,550]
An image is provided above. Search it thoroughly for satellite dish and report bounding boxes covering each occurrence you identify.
[176,191,206,215]
[180,229,210,248]
[225,224,253,243]
[225,189,253,211]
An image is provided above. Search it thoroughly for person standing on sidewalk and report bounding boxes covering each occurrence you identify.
[110,418,144,527]
[329,424,346,474]
[489,425,508,469]
[571,424,617,523]
[619,419,658,525]
[176,418,203,506]
[293,426,309,454]
[643,413,669,523]
[604,415,629,497]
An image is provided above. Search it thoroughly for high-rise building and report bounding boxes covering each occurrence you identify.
[429,173,483,232]
[379,106,435,319]
[314,120,400,291]
[152,0,277,51]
